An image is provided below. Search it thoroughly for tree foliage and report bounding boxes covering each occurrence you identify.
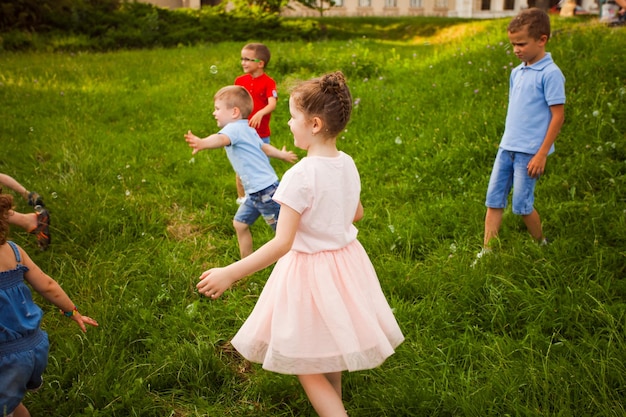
[0,0,121,32]
[0,0,322,51]
[230,0,291,14]
[293,0,337,16]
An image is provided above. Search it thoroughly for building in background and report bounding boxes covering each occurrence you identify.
[141,0,219,8]
[136,0,597,18]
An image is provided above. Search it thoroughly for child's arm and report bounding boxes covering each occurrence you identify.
[196,204,300,299]
[19,247,99,333]
[0,173,28,200]
[184,130,231,155]
[248,96,277,129]
[261,143,298,164]
[527,104,564,178]
[354,200,364,222]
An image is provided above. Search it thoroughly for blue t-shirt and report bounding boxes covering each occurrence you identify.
[500,53,565,155]
[220,119,279,194]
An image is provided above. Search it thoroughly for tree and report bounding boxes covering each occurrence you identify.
[0,0,121,32]
[295,0,337,16]
[230,0,290,14]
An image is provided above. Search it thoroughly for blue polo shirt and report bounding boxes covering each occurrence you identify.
[220,119,278,194]
[500,52,565,155]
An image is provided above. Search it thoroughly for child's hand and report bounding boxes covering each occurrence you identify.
[281,146,298,164]
[527,154,547,178]
[184,130,202,155]
[71,313,99,333]
[249,114,262,129]
[197,268,236,299]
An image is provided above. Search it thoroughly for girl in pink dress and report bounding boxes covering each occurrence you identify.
[196,71,404,417]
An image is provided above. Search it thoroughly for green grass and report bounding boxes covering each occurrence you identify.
[0,16,624,416]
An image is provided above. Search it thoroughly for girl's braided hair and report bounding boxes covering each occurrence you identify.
[0,191,13,245]
[291,71,352,138]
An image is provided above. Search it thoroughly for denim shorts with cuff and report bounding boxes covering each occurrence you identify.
[485,148,538,216]
[234,181,280,230]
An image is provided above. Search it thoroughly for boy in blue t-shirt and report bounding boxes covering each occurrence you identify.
[185,85,297,259]
[476,8,565,263]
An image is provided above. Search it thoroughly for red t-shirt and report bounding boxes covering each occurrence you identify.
[235,73,277,139]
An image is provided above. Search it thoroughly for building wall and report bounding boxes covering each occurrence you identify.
[281,0,459,17]
[136,0,200,9]
[137,0,504,16]
[137,0,598,19]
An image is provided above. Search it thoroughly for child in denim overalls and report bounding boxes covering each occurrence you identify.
[0,191,98,417]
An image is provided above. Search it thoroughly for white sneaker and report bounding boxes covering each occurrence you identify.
[236,197,246,205]
[471,248,492,268]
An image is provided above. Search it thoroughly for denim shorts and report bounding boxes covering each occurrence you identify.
[234,181,280,230]
[0,331,49,416]
[485,148,537,215]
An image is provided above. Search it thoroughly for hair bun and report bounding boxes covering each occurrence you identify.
[291,70,352,138]
[320,71,346,95]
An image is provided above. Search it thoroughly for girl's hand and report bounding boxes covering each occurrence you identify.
[71,313,99,333]
[196,268,236,299]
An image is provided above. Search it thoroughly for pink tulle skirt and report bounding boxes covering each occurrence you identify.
[231,239,404,375]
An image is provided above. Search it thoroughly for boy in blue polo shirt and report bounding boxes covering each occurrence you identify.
[185,85,297,259]
[475,8,565,263]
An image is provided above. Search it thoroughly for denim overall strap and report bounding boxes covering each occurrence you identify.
[8,241,21,263]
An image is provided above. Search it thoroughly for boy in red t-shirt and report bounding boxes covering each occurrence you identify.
[234,43,278,204]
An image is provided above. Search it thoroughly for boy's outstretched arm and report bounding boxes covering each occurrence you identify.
[527,104,564,178]
[261,143,298,163]
[184,131,231,155]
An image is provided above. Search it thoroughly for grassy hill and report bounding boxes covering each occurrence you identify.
[0,15,624,416]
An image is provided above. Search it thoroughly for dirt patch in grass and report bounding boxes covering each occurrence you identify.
[166,203,204,241]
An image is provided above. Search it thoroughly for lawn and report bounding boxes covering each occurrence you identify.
[0,15,624,416]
